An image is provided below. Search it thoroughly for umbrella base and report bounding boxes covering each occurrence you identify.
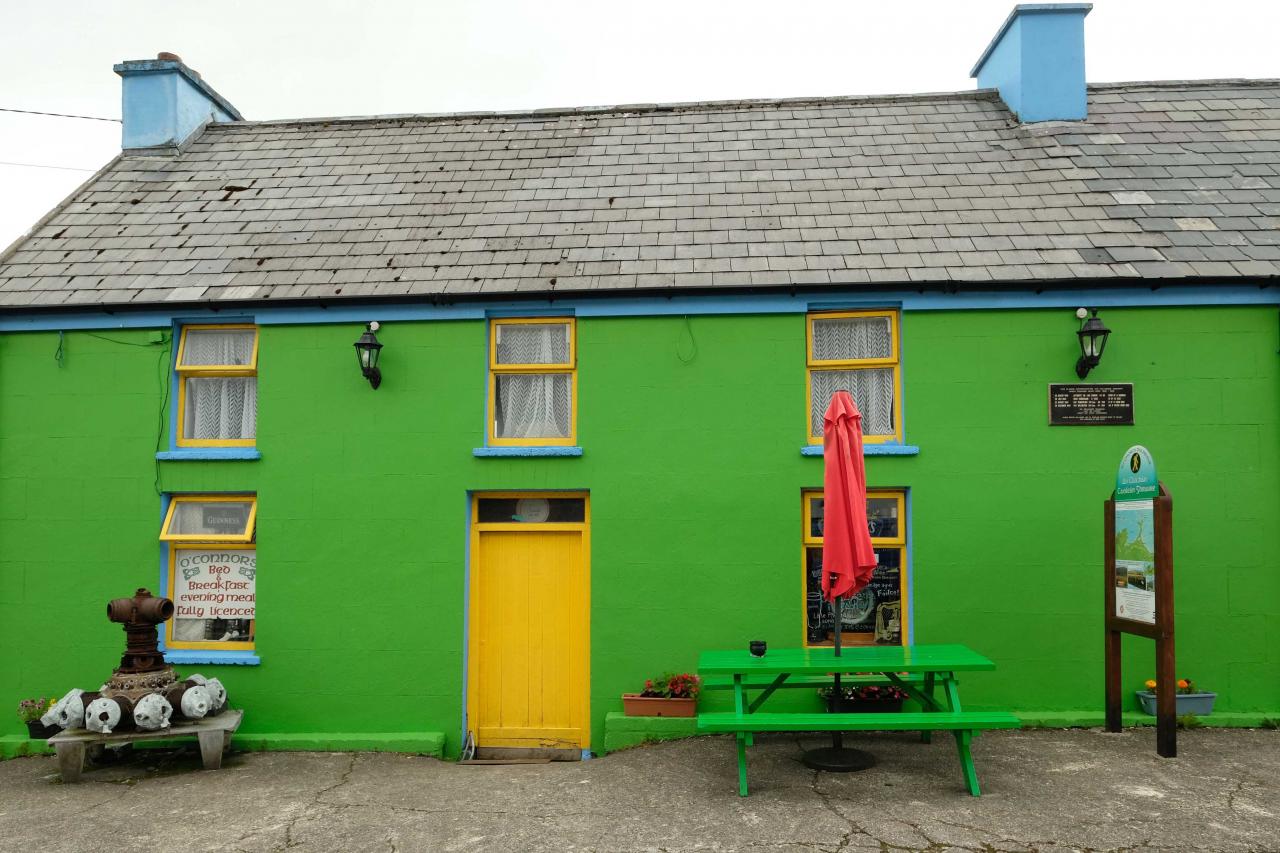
[800,746,877,773]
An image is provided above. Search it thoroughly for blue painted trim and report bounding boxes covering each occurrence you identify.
[168,318,181,452]
[461,491,473,753]
[163,650,261,666]
[581,749,592,760]
[473,446,584,457]
[904,488,914,645]
[485,306,576,319]
[4,284,1279,332]
[157,449,262,461]
[801,444,920,456]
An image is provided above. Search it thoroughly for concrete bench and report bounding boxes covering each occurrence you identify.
[47,709,243,782]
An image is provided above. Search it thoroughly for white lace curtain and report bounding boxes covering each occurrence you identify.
[811,369,895,436]
[185,377,257,440]
[811,316,892,361]
[494,323,572,439]
[180,329,255,367]
[181,328,257,441]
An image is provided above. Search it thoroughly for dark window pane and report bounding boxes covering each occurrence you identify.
[477,497,585,523]
[804,545,903,646]
[867,497,899,540]
[809,497,824,539]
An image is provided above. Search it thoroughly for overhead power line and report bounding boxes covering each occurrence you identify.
[0,107,121,122]
[0,160,97,172]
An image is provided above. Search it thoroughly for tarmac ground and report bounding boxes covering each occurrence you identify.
[0,727,1276,852]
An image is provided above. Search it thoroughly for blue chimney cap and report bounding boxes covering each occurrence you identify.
[113,55,242,150]
[970,4,1093,123]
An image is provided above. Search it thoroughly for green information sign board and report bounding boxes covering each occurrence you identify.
[1115,445,1158,501]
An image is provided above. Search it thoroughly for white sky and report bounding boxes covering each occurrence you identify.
[2,0,1278,248]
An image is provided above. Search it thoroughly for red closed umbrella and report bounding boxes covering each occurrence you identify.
[821,390,878,606]
[802,390,880,773]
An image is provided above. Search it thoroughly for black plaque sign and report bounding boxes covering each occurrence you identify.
[1049,383,1134,426]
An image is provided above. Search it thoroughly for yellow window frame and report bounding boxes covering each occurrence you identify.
[160,494,258,544]
[175,323,259,448]
[165,543,257,651]
[487,317,577,447]
[805,309,902,445]
[801,489,908,648]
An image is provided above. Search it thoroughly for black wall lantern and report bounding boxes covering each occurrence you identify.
[353,321,383,389]
[1075,308,1111,379]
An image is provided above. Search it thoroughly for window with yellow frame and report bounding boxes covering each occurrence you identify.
[488,317,577,446]
[806,310,901,445]
[175,324,259,447]
[802,489,907,648]
[160,495,257,651]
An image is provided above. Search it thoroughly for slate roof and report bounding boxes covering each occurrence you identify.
[2,79,1280,308]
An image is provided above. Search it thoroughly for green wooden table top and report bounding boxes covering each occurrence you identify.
[697,644,996,676]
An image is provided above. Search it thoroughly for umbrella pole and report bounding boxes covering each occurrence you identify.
[832,596,842,751]
[801,594,876,773]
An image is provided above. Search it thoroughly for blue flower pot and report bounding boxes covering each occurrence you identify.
[1135,691,1216,716]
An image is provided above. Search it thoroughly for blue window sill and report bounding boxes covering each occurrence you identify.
[163,650,260,666]
[156,448,261,461]
[473,446,583,457]
[801,444,920,457]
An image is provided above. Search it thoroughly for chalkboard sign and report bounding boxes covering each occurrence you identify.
[805,547,902,645]
[1049,383,1134,426]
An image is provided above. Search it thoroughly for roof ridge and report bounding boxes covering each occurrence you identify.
[1088,77,1280,92]
[204,88,1005,131]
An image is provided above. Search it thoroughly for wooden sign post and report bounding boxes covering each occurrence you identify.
[1104,445,1176,757]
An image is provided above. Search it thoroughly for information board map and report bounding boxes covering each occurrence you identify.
[1113,500,1156,624]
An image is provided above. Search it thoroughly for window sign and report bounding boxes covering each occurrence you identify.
[161,496,255,542]
[171,547,256,647]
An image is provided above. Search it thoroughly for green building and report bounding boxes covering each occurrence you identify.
[3,6,1278,758]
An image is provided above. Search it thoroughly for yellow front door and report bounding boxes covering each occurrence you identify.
[468,494,590,749]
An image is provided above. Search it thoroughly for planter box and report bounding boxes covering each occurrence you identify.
[1135,691,1217,716]
[622,694,696,718]
[26,720,60,740]
[827,697,904,714]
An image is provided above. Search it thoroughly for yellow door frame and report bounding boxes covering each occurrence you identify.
[466,491,591,750]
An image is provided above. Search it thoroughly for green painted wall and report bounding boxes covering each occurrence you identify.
[2,306,1277,757]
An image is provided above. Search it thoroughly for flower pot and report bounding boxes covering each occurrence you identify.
[25,720,59,740]
[622,694,696,717]
[1135,691,1217,716]
[827,697,904,714]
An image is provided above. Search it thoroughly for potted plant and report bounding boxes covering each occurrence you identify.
[622,673,701,717]
[17,697,58,739]
[1135,677,1216,716]
[819,683,908,713]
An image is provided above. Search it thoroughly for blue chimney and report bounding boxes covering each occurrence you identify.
[970,4,1092,123]
[113,53,242,150]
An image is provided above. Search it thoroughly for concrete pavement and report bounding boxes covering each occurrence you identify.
[0,728,1275,852]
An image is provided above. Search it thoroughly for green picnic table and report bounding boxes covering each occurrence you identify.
[696,644,1020,797]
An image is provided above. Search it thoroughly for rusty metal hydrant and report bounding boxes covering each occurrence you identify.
[106,588,174,674]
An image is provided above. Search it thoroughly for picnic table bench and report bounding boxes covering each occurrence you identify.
[697,645,1019,797]
[47,709,243,782]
